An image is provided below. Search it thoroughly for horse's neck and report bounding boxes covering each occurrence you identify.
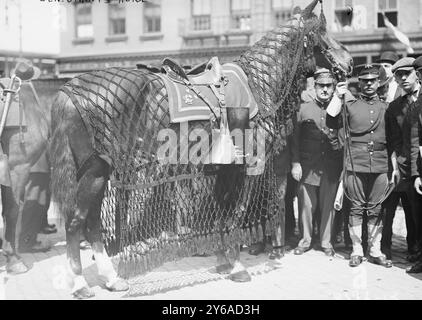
[238,17,302,107]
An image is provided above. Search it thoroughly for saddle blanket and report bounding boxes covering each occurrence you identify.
[157,63,258,123]
[0,78,26,127]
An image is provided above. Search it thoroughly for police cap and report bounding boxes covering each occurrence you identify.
[358,65,379,80]
[314,68,335,85]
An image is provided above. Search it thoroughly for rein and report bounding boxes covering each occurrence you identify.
[340,96,395,212]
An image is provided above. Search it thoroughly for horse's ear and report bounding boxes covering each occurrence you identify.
[301,0,320,20]
[319,7,327,32]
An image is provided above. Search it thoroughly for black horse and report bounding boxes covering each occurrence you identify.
[49,0,353,299]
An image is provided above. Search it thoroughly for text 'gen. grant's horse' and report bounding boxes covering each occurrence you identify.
[49,0,353,299]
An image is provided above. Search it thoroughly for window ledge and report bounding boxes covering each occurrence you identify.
[105,35,128,43]
[139,33,164,41]
[72,37,94,45]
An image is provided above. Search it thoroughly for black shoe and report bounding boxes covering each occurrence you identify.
[323,248,335,257]
[382,246,392,260]
[80,240,91,250]
[368,255,392,268]
[248,242,265,256]
[41,225,57,234]
[406,251,422,263]
[406,260,422,274]
[349,255,363,267]
[19,241,51,253]
[293,246,309,255]
[269,247,285,260]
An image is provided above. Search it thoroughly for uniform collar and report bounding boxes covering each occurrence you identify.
[359,93,379,102]
[315,97,330,108]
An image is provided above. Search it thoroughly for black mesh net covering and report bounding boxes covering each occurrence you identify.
[58,13,323,280]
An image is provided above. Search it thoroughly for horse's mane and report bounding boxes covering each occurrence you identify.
[237,13,324,152]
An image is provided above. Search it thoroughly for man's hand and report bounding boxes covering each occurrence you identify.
[335,81,349,98]
[291,162,302,182]
[414,177,422,195]
[391,169,400,185]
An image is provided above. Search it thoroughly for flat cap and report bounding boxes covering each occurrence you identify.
[358,64,379,80]
[413,56,422,71]
[313,68,335,85]
[378,51,399,64]
[392,57,415,73]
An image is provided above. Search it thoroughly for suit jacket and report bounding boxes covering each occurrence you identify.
[386,92,422,178]
[291,99,343,186]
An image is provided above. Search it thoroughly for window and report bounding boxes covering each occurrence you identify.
[377,0,398,28]
[75,3,93,38]
[109,3,126,35]
[272,0,292,27]
[230,0,251,30]
[191,0,211,31]
[334,0,354,32]
[144,0,161,33]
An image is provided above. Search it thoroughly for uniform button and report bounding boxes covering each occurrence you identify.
[370,110,374,114]
[370,120,374,124]
[370,102,374,105]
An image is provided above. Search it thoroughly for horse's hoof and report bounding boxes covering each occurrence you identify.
[6,260,29,275]
[216,263,233,275]
[228,270,251,282]
[106,279,129,292]
[72,287,95,299]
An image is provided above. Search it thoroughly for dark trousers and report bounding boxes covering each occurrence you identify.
[19,172,51,250]
[272,174,287,248]
[347,172,388,225]
[381,178,418,255]
[285,173,297,238]
[297,173,339,249]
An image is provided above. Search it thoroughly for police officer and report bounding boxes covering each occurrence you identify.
[407,55,422,273]
[326,65,392,268]
[291,68,342,257]
[382,57,422,264]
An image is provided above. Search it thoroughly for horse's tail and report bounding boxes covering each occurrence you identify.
[49,90,78,223]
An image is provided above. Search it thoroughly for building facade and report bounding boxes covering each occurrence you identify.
[57,0,422,77]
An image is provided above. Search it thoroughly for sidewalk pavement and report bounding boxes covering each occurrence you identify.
[1,203,421,300]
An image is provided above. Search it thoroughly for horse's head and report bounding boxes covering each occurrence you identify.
[301,0,354,79]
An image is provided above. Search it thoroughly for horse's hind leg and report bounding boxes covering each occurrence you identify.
[66,156,110,299]
[76,156,129,293]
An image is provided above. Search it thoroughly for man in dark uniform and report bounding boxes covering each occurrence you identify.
[291,68,342,257]
[326,65,392,268]
[407,55,422,273]
[382,57,422,263]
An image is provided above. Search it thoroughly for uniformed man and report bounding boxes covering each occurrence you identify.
[326,65,392,268]
[291,68,342,257]
[407,55,422,273]
[381,57,422,264]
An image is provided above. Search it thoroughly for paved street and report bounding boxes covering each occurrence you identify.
[0,203,421,300]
